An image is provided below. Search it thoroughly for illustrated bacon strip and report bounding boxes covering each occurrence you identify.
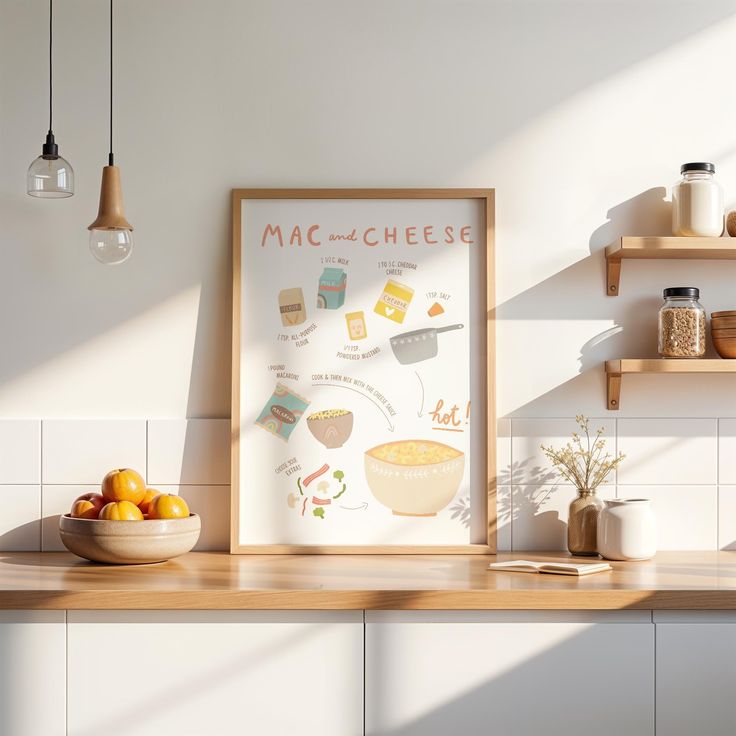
[311,497,332,505]
[303,463,329,487]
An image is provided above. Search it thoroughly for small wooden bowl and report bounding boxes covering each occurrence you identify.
[59,513,201,564]
[711,317,736,329]
[713,337,736,359]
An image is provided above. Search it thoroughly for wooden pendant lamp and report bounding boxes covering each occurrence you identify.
[88,0,133,264]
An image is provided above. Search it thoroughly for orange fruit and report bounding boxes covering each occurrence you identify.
[147,493,190,519]
[137,488,161,515]
[70,492,105,519]
[98,500,144,521]
[101,468,146,505]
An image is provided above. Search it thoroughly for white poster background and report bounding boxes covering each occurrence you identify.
[239,198,486,546]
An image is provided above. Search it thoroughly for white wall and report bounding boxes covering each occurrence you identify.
[2,0,736,418]
[3,1,736,549]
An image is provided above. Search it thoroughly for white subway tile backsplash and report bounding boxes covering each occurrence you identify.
[718,419,736,484]
[511,484,615,551]
[0,420,40,484]
[511,418,616,487]
[156,485,230,551]
[718,486,736,550]
[617,418,717,485]
[619,485,717,551]
[0,415,723,555]
[0,485,40,551]
[496,485,511,551]
[41,485,98,551]
[148,419,230,486]
[43,420,146,485]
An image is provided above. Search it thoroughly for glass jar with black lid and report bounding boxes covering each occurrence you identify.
[658,287,705,358]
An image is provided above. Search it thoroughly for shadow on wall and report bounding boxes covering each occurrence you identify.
[2,1,736,416]
[0,520,40,553]
[496,460,564,546]
[495,184,736,416]
[589,187,672,250]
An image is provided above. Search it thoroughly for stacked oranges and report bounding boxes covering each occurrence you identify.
[69,468,190,521]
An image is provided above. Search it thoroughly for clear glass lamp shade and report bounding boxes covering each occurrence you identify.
[26,155,74,197]
[89,229,133,265]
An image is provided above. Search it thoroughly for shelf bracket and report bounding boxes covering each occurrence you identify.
[606,257,621,296]
[607,371,621,411]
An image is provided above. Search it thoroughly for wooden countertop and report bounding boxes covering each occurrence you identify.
[3,551,736,610]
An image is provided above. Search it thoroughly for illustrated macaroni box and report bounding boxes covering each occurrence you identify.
[255,382,310,442]
[317,268,347,309]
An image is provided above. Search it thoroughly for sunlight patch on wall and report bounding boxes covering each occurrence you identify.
[0,287,202,418]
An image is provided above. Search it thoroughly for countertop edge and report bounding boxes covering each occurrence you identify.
[1,589,734,610]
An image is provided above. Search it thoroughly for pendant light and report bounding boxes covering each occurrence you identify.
[88,0,133,265]
[27,0,74,198]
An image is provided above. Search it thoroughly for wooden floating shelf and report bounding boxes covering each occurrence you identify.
[605,358,736,410]
[605,236,736,295]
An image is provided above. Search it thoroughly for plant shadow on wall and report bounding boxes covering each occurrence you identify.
[451,461,563,545]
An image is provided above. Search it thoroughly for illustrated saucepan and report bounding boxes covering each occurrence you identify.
[389,323,464,364]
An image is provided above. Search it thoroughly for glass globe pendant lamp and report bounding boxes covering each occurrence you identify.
[88,0,133,265]
[27,0,74,198]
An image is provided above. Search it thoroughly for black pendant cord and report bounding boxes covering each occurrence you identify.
[42,0,58,158]
[109,0,114,166]
[48,0,53,133]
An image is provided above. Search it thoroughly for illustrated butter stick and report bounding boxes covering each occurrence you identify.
[374,279,414,324]
[255,382,310,442]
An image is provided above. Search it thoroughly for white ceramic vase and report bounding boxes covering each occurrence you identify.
[597,499,657,561]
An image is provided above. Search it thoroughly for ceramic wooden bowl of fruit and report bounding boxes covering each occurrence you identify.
[58,468,200,564]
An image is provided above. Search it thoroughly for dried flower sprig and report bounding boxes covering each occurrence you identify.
[540,415,624,491]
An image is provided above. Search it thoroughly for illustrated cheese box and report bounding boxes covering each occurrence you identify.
[374,279,414,324]
[317,268,347,309]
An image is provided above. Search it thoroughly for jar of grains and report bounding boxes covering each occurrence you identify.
[658,287,705,358]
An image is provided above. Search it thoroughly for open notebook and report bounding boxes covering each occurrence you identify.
[489,559,612,576]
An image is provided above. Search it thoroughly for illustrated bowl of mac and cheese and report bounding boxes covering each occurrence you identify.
[307,409,354,449]
[364,439,465,516]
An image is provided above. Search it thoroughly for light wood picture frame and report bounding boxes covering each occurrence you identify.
[231,189,496,553]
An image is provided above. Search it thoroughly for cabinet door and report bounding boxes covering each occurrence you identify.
[0,611,66,736]
[366,611,654,736]
[656,612,736,736]
[68,611,363,736]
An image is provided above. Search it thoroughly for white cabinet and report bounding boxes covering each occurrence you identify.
[67,610,363,736]
[656,611,736,736]
[365,611,654,736]
[0,611,66,736]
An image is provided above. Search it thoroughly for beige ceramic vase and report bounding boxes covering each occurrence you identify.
[567,488,604,556]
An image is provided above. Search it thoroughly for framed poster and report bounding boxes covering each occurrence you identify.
[231,189,495,553]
